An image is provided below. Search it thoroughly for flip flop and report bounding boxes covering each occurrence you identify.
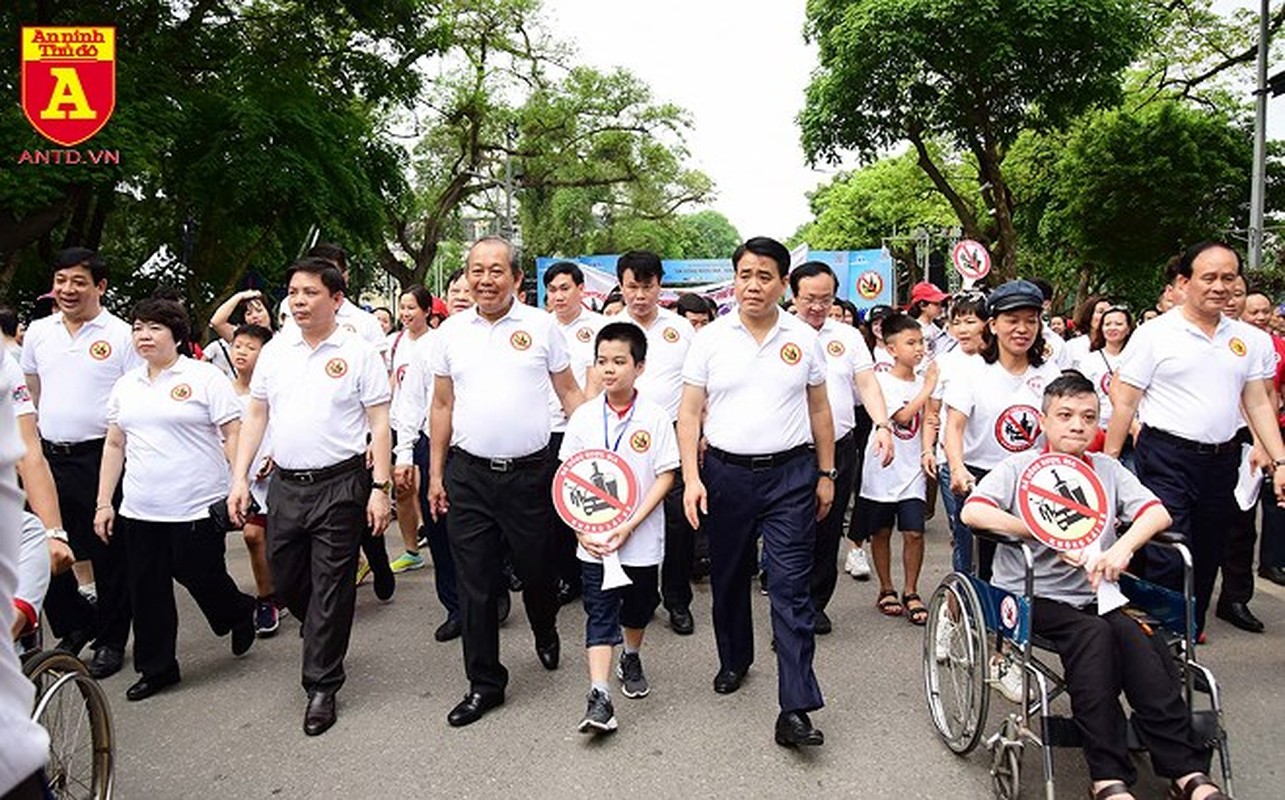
[876,589,903,617]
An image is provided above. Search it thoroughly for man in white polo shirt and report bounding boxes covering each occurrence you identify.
[428,236,585,728]
[230,257,393,736]
[680,237,835,748]
[789,261,893,634]
[1105,241,1285,636]
[278,243,388,354]
[21,247,141,679]
[543,262,605,606]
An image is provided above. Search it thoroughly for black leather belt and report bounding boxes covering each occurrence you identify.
[277,454,365,484]
[41,438,104,457]
[707,443,812,471]
[451,446,549,473]
[1142,426,1239,456]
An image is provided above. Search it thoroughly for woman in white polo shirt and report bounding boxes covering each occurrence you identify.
[1079,306,1136,469]
[383,286,433,574]
[93,299,256,702]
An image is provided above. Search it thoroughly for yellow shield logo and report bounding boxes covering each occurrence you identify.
[21,27,116,147]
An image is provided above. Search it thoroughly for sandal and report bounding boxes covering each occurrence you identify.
[1168,774,1229,800]
[876,589,903,617]
[1090,781,1133,800]
[903,593,928,626]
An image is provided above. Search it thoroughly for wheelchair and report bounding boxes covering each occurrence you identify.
[922,531,1232,799]
[18,628,115,800]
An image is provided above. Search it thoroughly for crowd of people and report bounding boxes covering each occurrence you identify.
[2,235,1280,800]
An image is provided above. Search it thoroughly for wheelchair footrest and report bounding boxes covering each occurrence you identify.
[1125,710,1221,750]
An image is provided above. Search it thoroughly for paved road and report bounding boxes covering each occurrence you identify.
[96,515,1283,799]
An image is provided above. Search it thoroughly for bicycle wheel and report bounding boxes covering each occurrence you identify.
[923,572,991,755]
[25,650,114,800]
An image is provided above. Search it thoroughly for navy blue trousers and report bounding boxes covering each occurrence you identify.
[704,450,824,713]
[414,433,459,619]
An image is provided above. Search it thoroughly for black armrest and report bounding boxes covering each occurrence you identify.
[971,529,1026,547]
[1152,531,1186,546]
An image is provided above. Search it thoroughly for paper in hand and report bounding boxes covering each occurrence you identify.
[601,552,632,590]
[1234,443,1262,512]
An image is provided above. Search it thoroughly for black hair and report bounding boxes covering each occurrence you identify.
[1175,241,1242,279]
[52,247,107,284]
[1090,306,1134,352]
[879,312,921,342]
[372,306,394,325]
[446,267,467,288]
[1027,277,1054,303]
[980,309,1047,367]
[836,298,858,323]
[1072,294,1108,338]
[307,243,349,274]
[0,306,18,338]
[595,321,647,364]
[232,323,273,346]
[601,289,625,311]
[948,293,989,322]
[401,285,433,312]
[234,293,277,331]
[131,298,191,354]
[616,251,664,284]
[285,257,346,295]
[907,300,930,319]
[732,237,790,278]
[543,261,584,288]
[153,285,184,305]
[1042,371,1099,412]
[468,236,520,278]
[676,292,714,321]
[788,260,839,296]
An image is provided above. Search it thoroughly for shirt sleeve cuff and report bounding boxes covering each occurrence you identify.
[13,598,37,634]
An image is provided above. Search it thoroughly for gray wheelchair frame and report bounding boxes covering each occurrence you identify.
[922,530,1233,799]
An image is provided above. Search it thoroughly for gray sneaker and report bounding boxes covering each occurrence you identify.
[617,651,650,698]
[577,688,617,734]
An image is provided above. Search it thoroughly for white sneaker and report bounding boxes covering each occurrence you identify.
[846,547,871,580]
[990,655,1026,704]
[934,605,956,662]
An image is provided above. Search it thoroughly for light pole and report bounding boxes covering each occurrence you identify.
[1249,0,1270,270]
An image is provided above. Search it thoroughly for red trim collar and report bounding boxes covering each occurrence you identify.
[1041,444,1094,466]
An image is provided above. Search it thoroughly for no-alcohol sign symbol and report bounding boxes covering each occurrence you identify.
[552,449,640,534]
[952,239,992,282]
[1017,453,1108,551]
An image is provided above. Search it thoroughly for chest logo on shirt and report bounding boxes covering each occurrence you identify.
[629,430,651,453]
[1042,342,1053,360]
[1100,372,1112,396]
[780,343,803,365]
[995,404,1041,452]
[1229,337,1247,357]
[170,383,192,401]
[1027,376,1046,395]
[662,327,680,344]
[342,323,357,334]
[12,384,31,404]
[510,330,532,351]
[826,340,846,358]
[395,364,407,385]
[893,410,921,441]
[325,358,348,378]
[576,326,593,343]
[873,361,892,374]
[88,340,112,360]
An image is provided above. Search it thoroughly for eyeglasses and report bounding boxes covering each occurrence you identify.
[795,295,834,310]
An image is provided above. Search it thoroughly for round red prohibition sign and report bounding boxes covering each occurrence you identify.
[995,404,1041,452]
[552,449,640,535]
[951,239,992,281]
[1017,453,1109,551]
[855,270,883,300]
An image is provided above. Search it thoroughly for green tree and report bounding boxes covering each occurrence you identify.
[800,0,1151,279]
[673,210,741,259]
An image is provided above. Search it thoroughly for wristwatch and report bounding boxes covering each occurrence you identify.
[817,468,839,480]
[873,421,892,432]
[372,480,393,494]
[46,528,69,544]
[1273,458,1285,470]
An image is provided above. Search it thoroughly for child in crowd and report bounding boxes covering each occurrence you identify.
[557,323,679,735]
[856,313,936,625]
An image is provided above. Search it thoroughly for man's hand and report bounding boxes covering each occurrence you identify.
[48,539,75,574]
[1273,464,1285,506]
[228,480,252,528]
[1087,543,1133,590]
[394,464,415,493]
[1250,444,1270,473]
[683,478,708,529]
[428,477,449,522]
[949,463,974,496]
[92,506,114,543]
[871,427,895,468]
[921,451,938,480]
[367,487,391,535]
[815,476,835,521]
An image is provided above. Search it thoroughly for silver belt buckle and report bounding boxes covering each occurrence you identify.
[750,455,774,471]
[489,458,513,473]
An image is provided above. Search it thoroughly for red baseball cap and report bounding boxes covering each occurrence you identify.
[910,281,948,305]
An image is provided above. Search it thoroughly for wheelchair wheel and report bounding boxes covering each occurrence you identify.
[923,572,990,755]
[24,650,114,800]
[990,717,1023,800]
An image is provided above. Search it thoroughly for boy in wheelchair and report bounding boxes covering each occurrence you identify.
[960,373,1228,800]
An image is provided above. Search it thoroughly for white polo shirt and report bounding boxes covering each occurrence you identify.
[107,357,241,522]
[2,353,34,419]
[388,328,429,427]
[392,333,437,466]
[549,308,605,432]
[860,372,928,502]
[251,326,391,470]
[1118,309,1274,444]
[816,318,874,439]
[431,300,570,458]
[931,348,981,459]
[233,390,272,511]
[280,297,389,354]
[683,309,827,455]
[943,357,1063,470]
[622,307,694,422]
[1064,335,1091,370]
[20,309,141,443]
[1042,325,1072,369]
[559,393,680,567]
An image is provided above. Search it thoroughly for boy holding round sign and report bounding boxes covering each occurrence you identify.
[960,373,1229,800]
[555,323,679,735]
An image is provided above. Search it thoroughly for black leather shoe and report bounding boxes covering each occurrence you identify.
[87,646,124,679]
[55,628,94,658]
[434,616,462,642]
[125,668,181,702]
[556,580,582,607]
[447,691,503,727]
[1260,565,1285,586]
[497,592,511,624]
[303,691,337,736]
[814,609,833,635]
[775,710,824,747]
[231,617,255,657]
[536,633,560,670]
[713,667,745,694]
[669,607,694,636]
[372,560,395,602]
[1215,601,1265,633]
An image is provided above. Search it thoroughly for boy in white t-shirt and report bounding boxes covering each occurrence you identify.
[856,313,937,625]
[558,323,679,735]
